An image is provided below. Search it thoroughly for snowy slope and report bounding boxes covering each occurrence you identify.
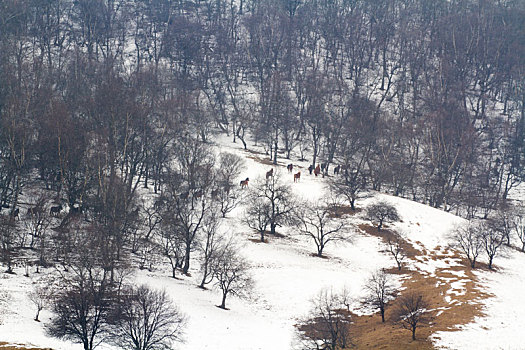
[1,134,525,350]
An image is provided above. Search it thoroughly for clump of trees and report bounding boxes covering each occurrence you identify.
[110,285,186,350]
[366,201,400,231]
[0,0,524,244]
[48,262,186,350]
[245,172,297,242]
[452,221,506,269]
[1,0,525,346]
[297,288,352,350]
[48,264,122,350]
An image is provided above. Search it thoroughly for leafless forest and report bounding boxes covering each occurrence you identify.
[0,0,524,348]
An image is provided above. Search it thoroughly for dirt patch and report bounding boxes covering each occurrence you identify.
[309,253,329,259]
[242,148,279,166]
[358,224,422,258]
[247,230,286,244]
[245,154,275,166]
[242,148,304,171]
[346,224,491,349]
[329,206,362,218]
[248,238,268,243]
[0,343,52,350]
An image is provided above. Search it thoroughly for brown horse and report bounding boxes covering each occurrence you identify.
[314,164,321,177]
[294,171,301,183]
[240,177,250,188]
[287,164,293,173]
[266,168,274,179]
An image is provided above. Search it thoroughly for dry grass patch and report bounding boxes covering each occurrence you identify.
[245,154,275,166]
[347,224,492,349]
[0,343,52,350]
[328,206,362,218]
[357,224,422,258]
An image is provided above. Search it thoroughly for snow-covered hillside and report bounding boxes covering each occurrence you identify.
[1,135,525,350]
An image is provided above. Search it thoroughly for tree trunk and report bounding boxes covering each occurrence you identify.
[380,308,385,323]
[199,262,208,288]
[183,244,191,274]
[412,327,416,340]
[220,292,227,309]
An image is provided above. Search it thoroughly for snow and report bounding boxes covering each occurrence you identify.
[0,272,79,350]
[1,133,525,350]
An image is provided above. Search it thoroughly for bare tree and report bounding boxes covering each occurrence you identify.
[329,168,365,212]
[197,212,224,289]
[490,205,514,246]
[213,153,247,218]
[24,193,51,250]
[387,235,407,271]
[393,293,433,341]
[244,195,272,242]
[296,288,352,350]
[245,172,296,242]
[110,285,186,350]
[158,219,185,279]
[0,216,16,273]
[215,153,246,189]
[28,282,51,322]
[161,168,215,276]
[24,196,52,268]
[214,184,246,219]
[299,200,348,257]
[140,199,163,242]
[452,222,484,268]
[212,245,253,310]
[48,264,120,350]
[513,209,525,252]
[364,270,396,323]
[481,227,505,270]
[366,200,400,231]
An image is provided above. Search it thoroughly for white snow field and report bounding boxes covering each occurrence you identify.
[1,134,525,350]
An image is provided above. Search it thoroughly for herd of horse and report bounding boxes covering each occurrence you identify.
[3,162,343,220]
[1,203,65,221]
[238,162,343,188]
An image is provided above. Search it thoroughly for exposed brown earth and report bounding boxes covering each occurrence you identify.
[347,224,491,349]
[0,343,52,350]
[329,206,362,218]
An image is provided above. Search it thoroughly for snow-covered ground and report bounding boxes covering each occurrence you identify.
[1,134,525,350]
